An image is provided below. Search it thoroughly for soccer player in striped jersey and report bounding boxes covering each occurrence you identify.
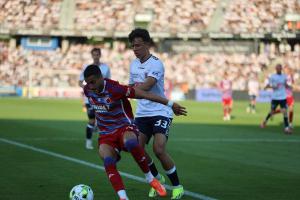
[128,28,184,199]
[79,47,111,149]
[285,67,294,128]
[83,64,186,200]
[219,72,233,121]
[260,64,292,134]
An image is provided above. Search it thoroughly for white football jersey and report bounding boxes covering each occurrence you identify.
[79,63,111,103]
[248,79,259,96]
[129,55,173,118]
[268,74,287,100]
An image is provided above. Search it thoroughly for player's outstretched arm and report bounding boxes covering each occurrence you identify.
[134,87,187,116]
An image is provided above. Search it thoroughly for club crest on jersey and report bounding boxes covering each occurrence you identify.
[95,97,111,104]
[152,71,160,77]
[104,97,112,103]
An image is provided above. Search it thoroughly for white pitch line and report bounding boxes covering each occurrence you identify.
[9,137,300,143]
[12,137,300,143]
[172,138,300,143]
[0,137,217,200]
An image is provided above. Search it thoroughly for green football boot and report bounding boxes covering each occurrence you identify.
[171,185,184,199]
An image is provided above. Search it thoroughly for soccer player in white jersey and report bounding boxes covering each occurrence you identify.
[260,64,292,134]
[128,28,184,199]
[272,67,295,128]
[79,47,111,149]
[247,73,260,114]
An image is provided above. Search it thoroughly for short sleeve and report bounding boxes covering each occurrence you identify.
[129,63,135,85]
[79,65,87,81]
[100,64,111,79]
[147,60,164,81]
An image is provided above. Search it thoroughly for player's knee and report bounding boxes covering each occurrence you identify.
[103,157,116,167]
[89,119,95,124]
[124,139,139,152]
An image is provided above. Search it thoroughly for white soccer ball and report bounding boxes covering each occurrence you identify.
[69,184,94,200]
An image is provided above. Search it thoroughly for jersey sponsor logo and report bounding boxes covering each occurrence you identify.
[131,73,139,79]
[95,97,111,104]
[92,104,110,113]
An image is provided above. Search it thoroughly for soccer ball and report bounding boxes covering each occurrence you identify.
[69,184,94,200]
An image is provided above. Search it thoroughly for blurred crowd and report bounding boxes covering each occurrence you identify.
[74,0,217,33]
[0,0,61,30]
[221,0,300,33]
[1,41,299,91]
[141,0,218,33]
[1,0,299,33]
[74,0,136,32]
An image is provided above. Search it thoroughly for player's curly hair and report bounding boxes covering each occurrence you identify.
[91,47,101,54]
[128,28,154,45]
[84,64,102,79]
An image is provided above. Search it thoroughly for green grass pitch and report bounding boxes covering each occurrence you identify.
[0,98,299,200]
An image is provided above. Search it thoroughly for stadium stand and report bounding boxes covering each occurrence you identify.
[0,0,62,30]
[0,0,299,98]
[221,0,300,33]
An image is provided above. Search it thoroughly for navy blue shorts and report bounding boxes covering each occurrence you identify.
[271,99,287,111]
[134,116,172,143]
[85,103,95,119]
[249,95,256,101]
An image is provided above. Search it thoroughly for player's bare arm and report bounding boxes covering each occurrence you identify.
[133,87,187,116]
[134,77,157,91]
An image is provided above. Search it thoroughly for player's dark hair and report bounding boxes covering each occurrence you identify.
[91,47,101,54]
[84,64,102,79]
[128,28,153,44]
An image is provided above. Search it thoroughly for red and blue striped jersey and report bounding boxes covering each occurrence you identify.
[84,79,136,135]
